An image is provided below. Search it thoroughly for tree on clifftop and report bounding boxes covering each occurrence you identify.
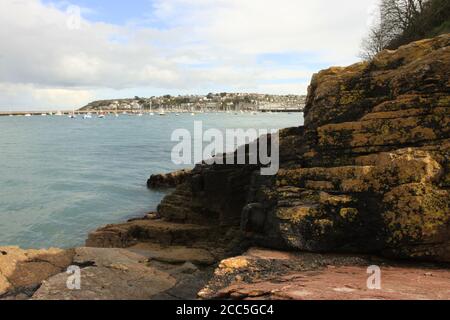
[360,0,450,59]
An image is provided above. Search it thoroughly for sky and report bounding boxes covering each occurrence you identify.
[0,0,379,111]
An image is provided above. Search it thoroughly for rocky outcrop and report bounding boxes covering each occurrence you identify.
[249,34,450,262]
[2,35,448,300]
[147,169,193,189]
[147,34,450,262]
[86,215,248,264]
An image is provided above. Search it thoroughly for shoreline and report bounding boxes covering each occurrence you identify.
[0,113,299,250]
[2,209,450,300]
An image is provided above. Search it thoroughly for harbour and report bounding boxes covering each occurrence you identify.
[0,108,303,117]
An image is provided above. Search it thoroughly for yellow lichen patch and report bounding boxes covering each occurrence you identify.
[276,179,289,187]
[275,186,307,199]
[218,257,250,274]
[437,95,450,107]
[340,179,369,193]
[383,183,449,244]
[354,148,442,190]
[319,192,354,206]
[311,62,367,87]
[361,108,428,121]
[276,206,319,223]
[317,111,446,148]
[373,35,445,67]
[305,180,334,191]
[339,208,359,222]
[339,90,364,105]
[278,166,372,185]
[314,219,334,235]
[297,34,450,260]
[410,126,437,140]
[318,121,363,136]
[0,274,12,296]
[281,149,443,195]
[371,94,427,113]
[303,150,318,159]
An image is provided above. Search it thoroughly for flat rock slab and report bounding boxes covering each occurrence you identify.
[33,265,176,300]
[0,246,74,297]
[199,248,450,300]
[128,243,216,266]
[73,247,148,267]
[32,247,176,300]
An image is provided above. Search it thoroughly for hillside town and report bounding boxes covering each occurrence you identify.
[80,93,306,113]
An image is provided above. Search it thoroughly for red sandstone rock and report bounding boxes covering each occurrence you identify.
[199,248,450,300]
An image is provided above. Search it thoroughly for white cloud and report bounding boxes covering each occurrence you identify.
[0,0,378,110]
[148,0,378,61]
[0,83,94,111]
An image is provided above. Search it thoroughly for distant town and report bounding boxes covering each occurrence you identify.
[80,93,306,113]
[0,93,306,117]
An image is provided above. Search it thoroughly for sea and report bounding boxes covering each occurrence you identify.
[0,112,303,248]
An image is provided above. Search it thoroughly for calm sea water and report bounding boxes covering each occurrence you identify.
[0,113,303,249]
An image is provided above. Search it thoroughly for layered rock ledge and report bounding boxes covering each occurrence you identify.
[145,34,450,263]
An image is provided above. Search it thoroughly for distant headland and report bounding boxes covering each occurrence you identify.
[80,93,306,113]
